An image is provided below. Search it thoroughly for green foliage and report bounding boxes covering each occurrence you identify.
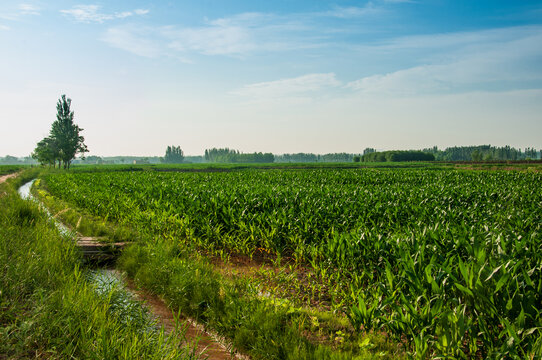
[361,150,435,162]
[423,145,541,161]
[33,94,88,169]
[117,240,390,359]
[0,165,23,176]
[40,168,542,358]
[163,145,185,164]
[275,153,355,163]
[32,136,60,167]
[205,147,274,163]
[0,174,195,359]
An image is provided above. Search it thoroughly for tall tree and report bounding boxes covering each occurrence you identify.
[49,95,88,169]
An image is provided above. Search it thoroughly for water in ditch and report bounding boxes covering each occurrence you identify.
[18,179,74,237]
[17,179,243,360]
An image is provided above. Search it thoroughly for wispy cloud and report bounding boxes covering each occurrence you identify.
[322,4,381,19]
[18,4,40,16]
[347,26,542,95]
[0,3,41,20]
[230,25,542,102]
[102,13,307,59]
[162,23,254,56]
[101,4,387,59]
[60,5,149,23]
[232,73,341,99]
[0,24,9,30]
[102,25,161,57]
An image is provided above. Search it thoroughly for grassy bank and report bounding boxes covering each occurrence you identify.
[117,239,399,360]
[0,171,196,359]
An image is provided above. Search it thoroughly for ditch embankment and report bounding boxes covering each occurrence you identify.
[24,172,397,360]
[15,175,246,360]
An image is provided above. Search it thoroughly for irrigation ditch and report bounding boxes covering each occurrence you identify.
[17,178,247,360]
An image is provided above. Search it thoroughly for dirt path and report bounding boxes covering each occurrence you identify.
[119,272,248,360]
[0,172,18,184]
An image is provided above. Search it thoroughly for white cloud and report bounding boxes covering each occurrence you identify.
[322,5,381,18]
[0,3,40,20]
[162,24,253,56]
[100,3,388,59]
[0,24,9,30]
[232,73,341,99]
[18,4,40,16]
[347,26,542,95]
[60,5,149,23]
[102,26,161,57]
[103,11,312,59]
[134,9,149,16]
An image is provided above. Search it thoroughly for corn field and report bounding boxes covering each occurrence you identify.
[42,168,542,358]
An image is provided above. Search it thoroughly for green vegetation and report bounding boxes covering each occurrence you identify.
[422,145,541,161]
[163,145,185,164]
[0,172,196,359]
[38,167,542,358]
[0,165,24,176]
[117,240,395,359]
[358,150,435,162]
[275,153,354,163]
[0,155,36,165]
[205,147,275,163]
[32,95,88,169]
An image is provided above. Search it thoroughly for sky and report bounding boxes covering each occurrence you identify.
[1,0,541,157]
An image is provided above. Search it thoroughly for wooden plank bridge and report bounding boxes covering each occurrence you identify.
[77,237,126,260]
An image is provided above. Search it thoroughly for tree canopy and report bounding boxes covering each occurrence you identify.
[163,145,185,163]
[204,148,274,163]
[32,95,88,169]
[360,150,435,162]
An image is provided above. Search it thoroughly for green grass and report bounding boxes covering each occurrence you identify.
[0,171,197,359]
[117,239,402,360]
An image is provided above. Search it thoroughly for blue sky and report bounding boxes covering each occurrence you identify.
[1,1,541,156]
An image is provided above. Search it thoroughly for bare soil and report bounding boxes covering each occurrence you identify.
[119,272,248,360]
[0,172,18,184]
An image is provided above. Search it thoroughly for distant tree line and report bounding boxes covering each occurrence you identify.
[422,145,540,161]
[32,95,88,169]
[204,148,274,163]
[0,155,36,165]
[356,150,435,162]
[275,153,354,163]
[162,145,185,163]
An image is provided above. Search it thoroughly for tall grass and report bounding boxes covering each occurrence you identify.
[0,172,196,359]
[118,239,398,360]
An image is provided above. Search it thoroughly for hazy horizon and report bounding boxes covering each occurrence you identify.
[2,1,541,157]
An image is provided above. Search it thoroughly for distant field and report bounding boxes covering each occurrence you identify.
[64,161,450,174]
[62,160,542,173]
[0,165,25,176]
[39,166,542,358]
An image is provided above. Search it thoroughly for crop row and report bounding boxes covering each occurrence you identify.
[42,169,542,358]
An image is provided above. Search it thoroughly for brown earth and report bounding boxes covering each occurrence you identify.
[0,172,18,184]
[118,271,249,360]
[0,172,19,197]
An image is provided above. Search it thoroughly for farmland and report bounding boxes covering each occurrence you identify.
[36,166,542,358]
